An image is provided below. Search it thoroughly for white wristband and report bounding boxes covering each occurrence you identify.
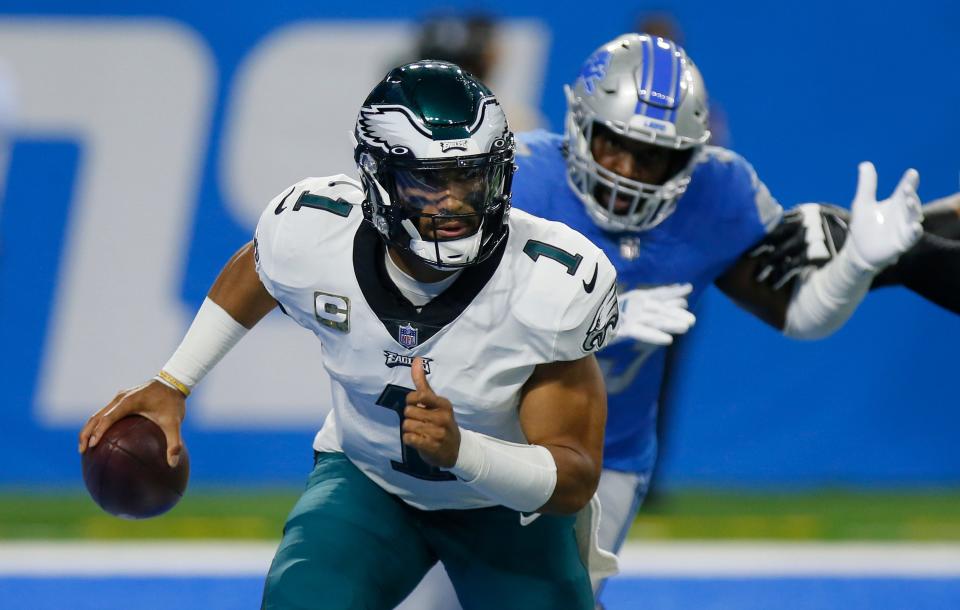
[451,428,558,513]
[160,298,249,392]
[784,245,874,340]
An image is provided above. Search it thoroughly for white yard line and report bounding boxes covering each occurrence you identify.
[0,540,959,577]
[0,541,276,576]
[617,542,960,577]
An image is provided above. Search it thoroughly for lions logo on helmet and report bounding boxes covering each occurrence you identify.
[353,61,515,269]
[565,34,711,232]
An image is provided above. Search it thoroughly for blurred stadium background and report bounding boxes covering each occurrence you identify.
[1,1,958,608]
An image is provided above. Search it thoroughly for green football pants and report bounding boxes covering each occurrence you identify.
[261,452,593,610]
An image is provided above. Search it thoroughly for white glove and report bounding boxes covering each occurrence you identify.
[846,161,924,272]
[611,283,696,346]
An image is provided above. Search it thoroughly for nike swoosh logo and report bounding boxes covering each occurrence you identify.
[582,263,599,293]
[519,512,541,526]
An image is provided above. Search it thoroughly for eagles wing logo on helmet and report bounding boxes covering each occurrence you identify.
[358,97,507,158]
[357,105,433,154]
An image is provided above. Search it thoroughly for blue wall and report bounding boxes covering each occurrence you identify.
[1,0,957,487]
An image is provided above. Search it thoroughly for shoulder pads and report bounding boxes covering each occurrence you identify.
[508,210,619,360]
[254,175,363,293]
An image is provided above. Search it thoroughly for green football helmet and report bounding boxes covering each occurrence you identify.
[354,60,515,269]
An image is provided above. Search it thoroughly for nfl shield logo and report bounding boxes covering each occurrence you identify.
[398,323,418,349]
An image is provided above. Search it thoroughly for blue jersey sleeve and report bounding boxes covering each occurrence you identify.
[512,130,569,219]
[701,147,782,234]
[681,147,784,269]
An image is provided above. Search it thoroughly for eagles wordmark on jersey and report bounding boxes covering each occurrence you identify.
[254,175,618,510]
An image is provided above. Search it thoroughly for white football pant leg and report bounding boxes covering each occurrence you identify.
[594,468,649,592]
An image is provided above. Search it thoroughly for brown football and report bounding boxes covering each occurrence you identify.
[81,414,189,519]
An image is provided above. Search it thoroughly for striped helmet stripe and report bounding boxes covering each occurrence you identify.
[635,35,653,118]
[635,37,681,122]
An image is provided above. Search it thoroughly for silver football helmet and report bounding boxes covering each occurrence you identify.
[565,33,711,232]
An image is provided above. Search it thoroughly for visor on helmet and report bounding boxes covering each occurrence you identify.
[392,164,506,238]
[363,153,512,269]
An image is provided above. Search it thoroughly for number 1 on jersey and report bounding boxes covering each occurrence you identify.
[523,240,583,275]
[376,384,456,482]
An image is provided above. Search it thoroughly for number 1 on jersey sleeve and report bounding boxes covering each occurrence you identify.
[523,240,583,275]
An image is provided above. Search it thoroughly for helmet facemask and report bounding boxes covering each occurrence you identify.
[359,148,513,270]
[565,90,699,233]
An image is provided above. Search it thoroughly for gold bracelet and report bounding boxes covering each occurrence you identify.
[157,370,191,397]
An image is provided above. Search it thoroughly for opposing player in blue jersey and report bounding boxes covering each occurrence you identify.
[397,33,923,609]
[518,31,925,593]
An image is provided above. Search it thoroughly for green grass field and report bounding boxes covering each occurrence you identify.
[2,488,959,541]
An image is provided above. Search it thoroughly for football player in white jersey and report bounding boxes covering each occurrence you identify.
[79,61,622,610]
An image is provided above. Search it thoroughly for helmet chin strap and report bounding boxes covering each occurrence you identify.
[400,218,483,269]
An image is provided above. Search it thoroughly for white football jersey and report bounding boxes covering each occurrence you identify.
[254,175,618,510]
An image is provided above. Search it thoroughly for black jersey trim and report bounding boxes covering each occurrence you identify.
[352,220,506,348]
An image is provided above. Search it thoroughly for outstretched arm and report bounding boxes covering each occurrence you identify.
[716,163,923,336]
[750,193,960,314]
[715,252,793,329]
[78,242,276,466]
